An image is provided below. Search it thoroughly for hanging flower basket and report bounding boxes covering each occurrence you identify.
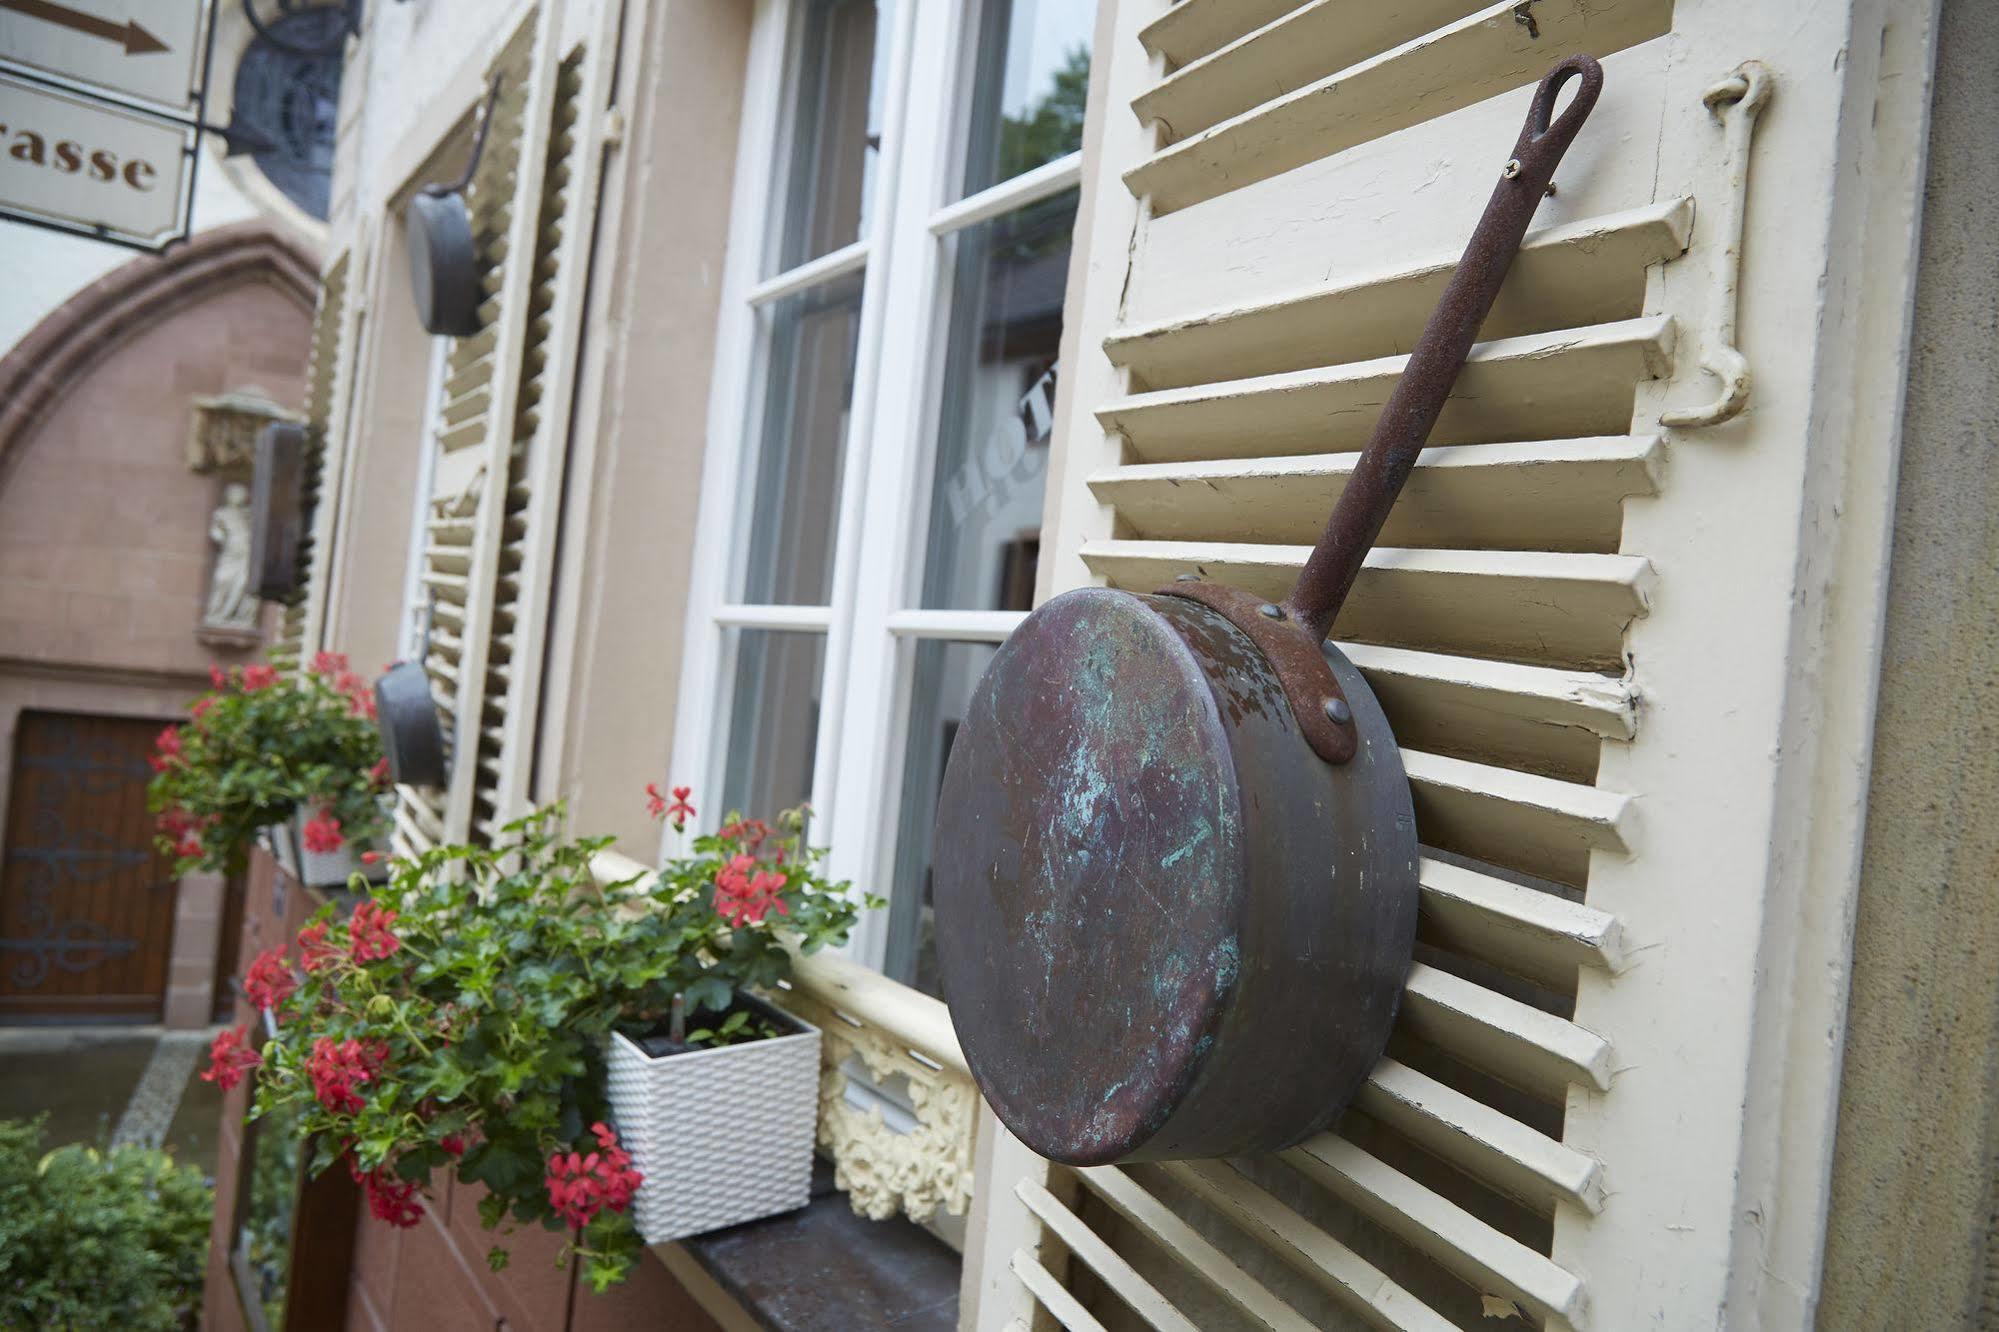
[260,807,388,888]
[605,992,820,1243]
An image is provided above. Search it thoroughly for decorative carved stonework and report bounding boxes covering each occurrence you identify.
[780,986,977,1224]
[187,387,301,476]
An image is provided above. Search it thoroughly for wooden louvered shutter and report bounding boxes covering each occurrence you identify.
[274,252,355,666]
[394,11,608,856]
[960,0,1930,1328]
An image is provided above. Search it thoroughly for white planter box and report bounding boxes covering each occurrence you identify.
[259,812,387,888]
[605,997,821,1243]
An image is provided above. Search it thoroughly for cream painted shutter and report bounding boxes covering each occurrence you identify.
[274,251,355,666]
[395,11,615,855]
[965,1,1930,1329]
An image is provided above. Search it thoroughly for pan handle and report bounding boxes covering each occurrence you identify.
[1284,55,1604,642]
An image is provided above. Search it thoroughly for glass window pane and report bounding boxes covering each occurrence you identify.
[916,191,1076,611]
[885,639,997,995]
[721,630,826,821]
[962,0,1092,196]
[773,0,893,272]
[740,269,865,606]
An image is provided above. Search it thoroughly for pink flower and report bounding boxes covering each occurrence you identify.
[242,663,280,691]
[544,1123,643,1229]
[644,783,667,818]
[667,786,695,828]
[209,664,228,688]
[360,850,382,865]
[310,650,350,677]
[369,757,390,787]
[202,1025,261,1092]
[348,901,400,962]
[302,810,343,854]
[190,696,217,722]
[242,945,297,1012]
[440,1133,469,1158]
[297,920,340,973]
[714,854,789,927]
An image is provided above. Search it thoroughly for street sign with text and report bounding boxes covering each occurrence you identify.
[0,72,191,246]
[0,0,207,118]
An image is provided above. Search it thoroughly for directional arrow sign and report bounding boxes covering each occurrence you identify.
[0,0,205,118]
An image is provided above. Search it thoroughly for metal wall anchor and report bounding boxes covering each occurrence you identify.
[1663,61,1774,429]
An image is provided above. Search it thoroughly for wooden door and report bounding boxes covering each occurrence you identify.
[1,712,180,1021]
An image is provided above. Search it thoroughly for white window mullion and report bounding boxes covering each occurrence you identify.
[824,0,980,967]
[799,0,923,848]
[665,0,799,848]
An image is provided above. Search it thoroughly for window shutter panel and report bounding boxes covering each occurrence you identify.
[970,3,1697,1330]
[393,11,566,855]
[274,252,354,667]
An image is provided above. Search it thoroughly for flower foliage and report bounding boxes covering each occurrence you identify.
[147,653,389,875]
[226,802,872,1292]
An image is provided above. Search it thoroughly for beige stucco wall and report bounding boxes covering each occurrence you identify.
[1819,0,1999,1322]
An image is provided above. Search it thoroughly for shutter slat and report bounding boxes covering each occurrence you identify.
[1089,436,1662,553]
[1124,0,1675,214]
[1355,1058,1605,1214]
[1011,1249,1110,1332]
[1155,1160,1457,1332]
[1136,0,1298,69]
[1404,748,1634,886]
[1098,317,1675,464]
[1079,542,1653,671]
[1015,1180,1200,1332]
[1134,0,1488,143]
[1106,199,1691,391]
[1279,1136,1590,1328]
[1400,961,1612,1096]
[1074,1166,1320,1332]
[1417,855,1626,988]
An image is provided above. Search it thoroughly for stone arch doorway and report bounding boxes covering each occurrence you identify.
[0,221,318,1025]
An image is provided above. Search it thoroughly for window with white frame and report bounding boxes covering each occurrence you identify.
[673,0,1094,996]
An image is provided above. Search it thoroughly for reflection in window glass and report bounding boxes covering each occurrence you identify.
[886,640,997,994]
[962,0,1093,195]
[773,0,893,272]
[235,1099,305,1327]
[917,190,1076,611]
[740,270,864,606]
[722,630,826,822]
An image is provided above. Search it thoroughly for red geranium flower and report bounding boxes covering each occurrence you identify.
[307,1036,387,1114]
[713,855,789,927]
[310,650,350,677]
[440,1133,469,1158]
[297,920,340,973]
[369,757,390,787]
[242,945,297,1012]
[201,1025,262,1092]
[544,1123,643,1229]
[148,726,182,773]
[348,901,400,962]
[354,1164,423,1228]
[242,663,280,691]
[302,810,343,854]
[209,664,228,688]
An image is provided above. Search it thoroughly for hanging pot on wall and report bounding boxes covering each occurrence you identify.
[249,420,307,602]
[930,58,1605,1167]
[374,659,449,789]
[405,76,502,338]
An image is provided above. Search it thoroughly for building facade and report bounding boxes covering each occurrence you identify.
[193,0,1995,1327]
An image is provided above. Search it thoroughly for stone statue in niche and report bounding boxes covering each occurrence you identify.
[202,482,258,635]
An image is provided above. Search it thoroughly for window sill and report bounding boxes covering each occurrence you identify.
[659,1159,960,1332]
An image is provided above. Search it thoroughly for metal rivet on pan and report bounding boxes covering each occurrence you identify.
[1174,573,1201,582]
[1323,697,1353,725]
[1257,603,1286,620]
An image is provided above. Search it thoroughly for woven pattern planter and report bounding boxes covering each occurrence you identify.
[605,998,820,1243]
